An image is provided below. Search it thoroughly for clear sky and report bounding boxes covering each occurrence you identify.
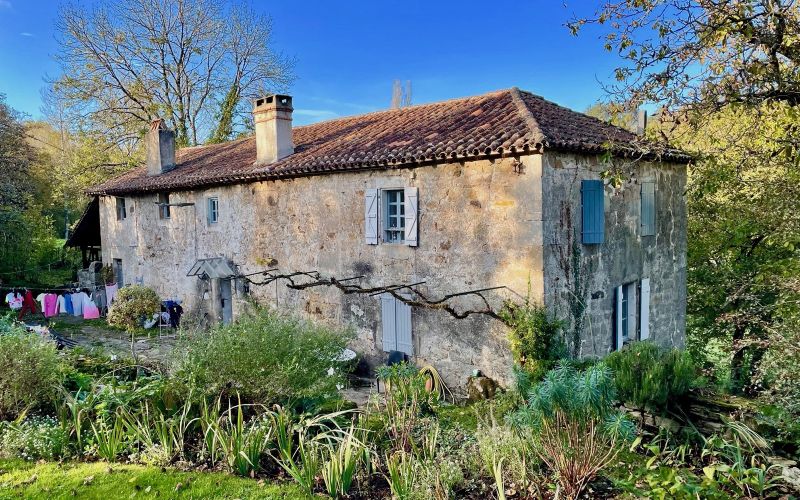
[0,0,619,126]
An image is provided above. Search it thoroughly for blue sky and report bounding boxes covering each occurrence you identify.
[0,0,619,126]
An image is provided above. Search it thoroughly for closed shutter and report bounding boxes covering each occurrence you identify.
[395,298,413,355]
[641,182,656,236]
[581,180,605,244]
[404,187,419,247]
[640,278,651,340]
[614,285,624,351]
[381,294,396,351]
[365,189,379,245]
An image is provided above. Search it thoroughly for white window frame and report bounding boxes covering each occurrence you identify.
[115,197,127,221]
[207,196,219,224]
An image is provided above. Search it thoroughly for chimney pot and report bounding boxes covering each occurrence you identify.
[146,118,176,175]
[253,94,294,164]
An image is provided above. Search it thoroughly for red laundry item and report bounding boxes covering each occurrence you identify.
[17,290,38,319]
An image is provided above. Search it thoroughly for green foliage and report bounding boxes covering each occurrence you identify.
[171,307,351,406]
[605,342,697,411]
[510,364,635,499]
[476,418,534,490]
[375,362,438,452]
[210,401,272,477]
[107,285,161,332]
[385,451,415,499]
[90,409,130,462]
[320,426,368,499]
[0,416,69,461]
[500,300,566,380]
[0,324,67,420]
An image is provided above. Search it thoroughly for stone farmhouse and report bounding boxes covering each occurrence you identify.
[82,88,689,386]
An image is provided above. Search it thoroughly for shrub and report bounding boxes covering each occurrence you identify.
[107,285,161,332]
[477,418,534,490]
[171,307,352,405]
[500,300,566,380]
[605,341,697,412]
[375,362,438,452]
[0,324,66,419]
[0,416,69,460]
[509,364,635,499]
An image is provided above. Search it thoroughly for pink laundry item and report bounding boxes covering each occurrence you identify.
[83,302,100,319]
[105,283,118,305]
[44,293,58,317]
[82,293,100,319]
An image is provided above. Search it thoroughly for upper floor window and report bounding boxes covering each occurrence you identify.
[365,187,418,247]
[207,197,219,224]
[115,197,127,221]
[158,192,171,220]
[383,189,405,243]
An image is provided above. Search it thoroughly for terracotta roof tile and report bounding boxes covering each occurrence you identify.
[89,88,689,195]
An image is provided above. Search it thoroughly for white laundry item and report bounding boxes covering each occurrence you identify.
[56,295,66,314]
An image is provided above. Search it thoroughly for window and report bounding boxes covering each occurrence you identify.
[207,197,219,224]
[641,181,656,236]
[115,197,126,220]
[581,179,604,244]
[614,282,638,350]
[365,187,418,247]
[158,193,171,219]
[383,189,405,243]
[381,294,413,355]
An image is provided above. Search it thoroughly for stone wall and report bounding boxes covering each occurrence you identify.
[99,155,545,388]
[541,152,688,358]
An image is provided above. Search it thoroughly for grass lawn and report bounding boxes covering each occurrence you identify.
[0,459,311,500]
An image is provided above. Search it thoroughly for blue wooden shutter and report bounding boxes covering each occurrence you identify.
[365,189,379,245]
[581,180,604,244]
[381,294,396,351]
[207,198,213,224]
[641,182,655,236]
[395,298,413,355]
[404,187,418,247]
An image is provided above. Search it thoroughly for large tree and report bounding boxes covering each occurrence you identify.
[54,0,292,147]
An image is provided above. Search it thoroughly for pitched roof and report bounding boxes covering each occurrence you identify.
[88,88,689,195]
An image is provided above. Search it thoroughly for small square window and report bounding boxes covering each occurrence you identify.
[207,197,219,224]
[383,189,405,243]
[158,193,171,220]
[115,197,126,221]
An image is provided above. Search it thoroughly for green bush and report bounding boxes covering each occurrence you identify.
[107,285,161,331]
[500,300,566,380]
[509,364,635,499]
[0,416,69,460]
[170,307,352,405]
[605,341,697,412]
[0,324,67,420]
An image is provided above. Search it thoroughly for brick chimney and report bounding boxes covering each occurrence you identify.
[146,118,176,176]
[253,95,294,164]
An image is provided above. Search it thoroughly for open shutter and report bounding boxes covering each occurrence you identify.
[581,180,605,244]
[395,298,413,355]
[640,278,651,340]
[641,182,655,236]
[614,285,624,351]
[404,187,418,247]
[365,189,379,245]
[206,198,213,225]
[381,294,397,352]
